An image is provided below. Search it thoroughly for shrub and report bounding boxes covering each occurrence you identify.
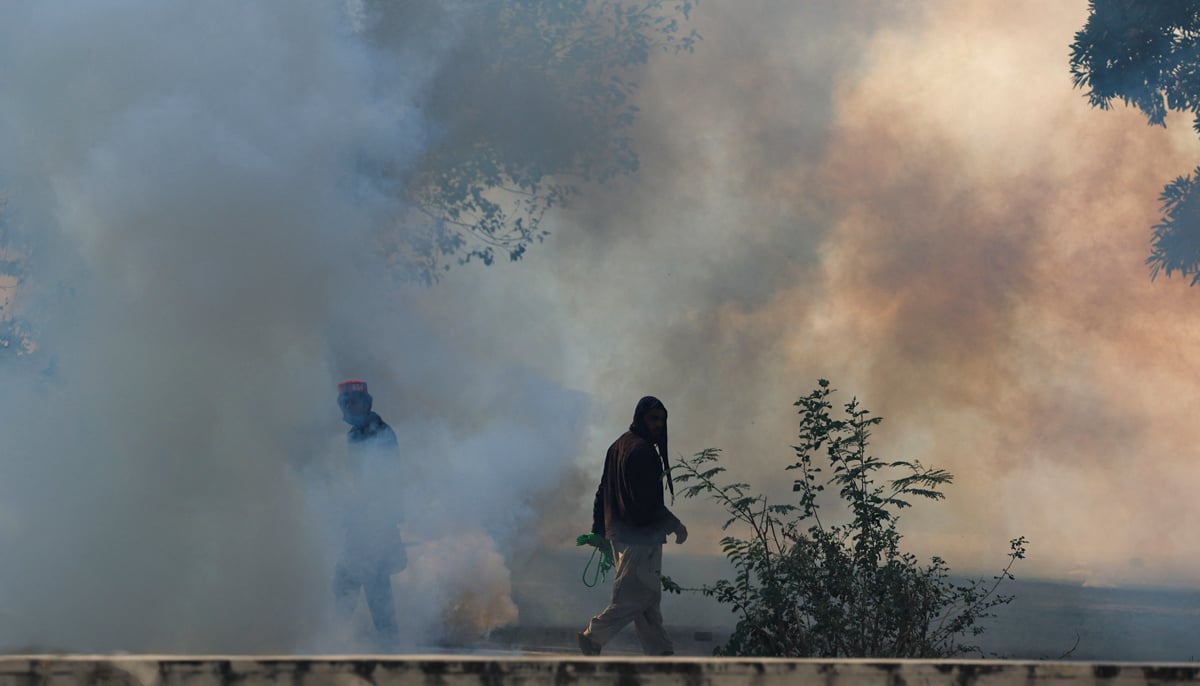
[666,379,1026,657]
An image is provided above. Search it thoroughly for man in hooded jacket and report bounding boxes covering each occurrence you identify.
[334,379,406,649]
[577,396,688,656]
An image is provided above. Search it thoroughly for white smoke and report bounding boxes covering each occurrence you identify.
[0,0,589,653]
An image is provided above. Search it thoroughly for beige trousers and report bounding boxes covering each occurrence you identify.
[581,541,674,655]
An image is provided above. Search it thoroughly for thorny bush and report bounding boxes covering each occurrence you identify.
[664,379,1026,657]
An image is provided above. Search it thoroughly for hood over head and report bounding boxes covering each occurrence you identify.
[629,395,673,501]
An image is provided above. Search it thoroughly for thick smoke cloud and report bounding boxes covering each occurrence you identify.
[527,0,921,556]
[524,0,1200,593]
[807,0,1200,587]
[4,0,1200,656]
[0,0,589,652]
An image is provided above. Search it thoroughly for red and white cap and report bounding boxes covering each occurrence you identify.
[337,379,368,394]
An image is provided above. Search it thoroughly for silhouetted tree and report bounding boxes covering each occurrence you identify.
[364,0,699,282]
[1070,0,1200,284]
[0,1,701,359]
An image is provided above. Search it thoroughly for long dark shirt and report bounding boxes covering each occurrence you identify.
[592,430,681,544]
[348,412,398,449]
[341,412,404,567]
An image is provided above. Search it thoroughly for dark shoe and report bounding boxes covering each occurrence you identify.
[576,631,601,656]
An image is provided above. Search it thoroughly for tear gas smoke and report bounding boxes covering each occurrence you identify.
[5,0,1200,659]
[0,0,588,652]
[514,0,1200,595]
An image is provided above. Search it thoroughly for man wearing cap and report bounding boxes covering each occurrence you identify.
[577,396,688,656]
[334,379,405,649]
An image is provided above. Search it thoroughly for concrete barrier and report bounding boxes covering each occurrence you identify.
[3,656,1200,686]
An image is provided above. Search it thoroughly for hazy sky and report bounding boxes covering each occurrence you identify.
[1,0,1199,654]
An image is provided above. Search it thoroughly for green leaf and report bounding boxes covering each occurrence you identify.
[673,378,1025,658]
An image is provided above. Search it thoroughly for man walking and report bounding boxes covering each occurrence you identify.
[577,395,688,656]
[333,379,406,649]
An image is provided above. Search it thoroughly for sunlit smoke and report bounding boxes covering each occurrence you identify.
[5,0,1200,659]
[527,0,1200,593]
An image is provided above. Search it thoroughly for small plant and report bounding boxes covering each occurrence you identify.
[667,379,1026,657]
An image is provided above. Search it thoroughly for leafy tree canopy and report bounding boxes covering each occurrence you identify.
[1070,0,1200,284]
[365,0,700,282]
[0,1,701,362]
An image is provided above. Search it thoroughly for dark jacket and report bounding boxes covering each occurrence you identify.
[343,412,405,570]
[591,430,681,544]
[348,412,398,449]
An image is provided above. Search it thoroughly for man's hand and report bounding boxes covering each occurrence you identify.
[672,522,688,544]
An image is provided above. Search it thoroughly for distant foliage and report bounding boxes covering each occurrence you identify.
[0,196,35,361]
[0,1,702,355]
[1070,0,1200,284]
[366,0,700,282]
[666,380,1026,658]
